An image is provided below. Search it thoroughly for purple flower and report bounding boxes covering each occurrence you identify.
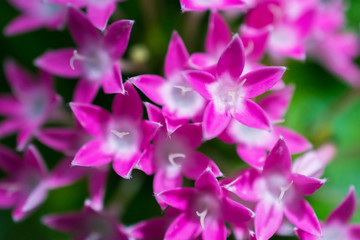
[35,7,133,103]
[137,103,222,208]
[4,0,66,36]
[185,35,286,139]
[295,186,360,240]
[158,170,254,240]
[43,201,129,240]
[179,0,245,12]
[70,82,160,178]
[224,138,324,240]
[0,60,61,151]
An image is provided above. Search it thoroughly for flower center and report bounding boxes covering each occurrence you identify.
[168,153,186,167]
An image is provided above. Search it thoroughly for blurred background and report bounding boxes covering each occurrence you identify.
[0,0,359,239]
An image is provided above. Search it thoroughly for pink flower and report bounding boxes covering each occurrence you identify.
[224,138,324,240]
[0,60,61,151]
[158,170,255,240]
[43,201,129,240]
[137,103,222,208]
[4,0,66,36]
[70,82,160,178]
[35,7,133,103]
[295,186,360,240]
[185,34,286,139]
[131,32,206,124]
[179,0,245,12]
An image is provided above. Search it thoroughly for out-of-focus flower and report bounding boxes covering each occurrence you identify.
[179,0,245,12]
[4,0,66,36]
[185,35,285,139]
[35,7,133,103]
[70,82,160,178]
[0,60,61,151]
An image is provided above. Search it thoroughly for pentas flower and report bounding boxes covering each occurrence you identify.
[185,34,286,140]
[0,145,84,221]
[70,82,160,178]
[4,0,66,36]
[179,0,245,12]
[43,201,129,240]
[131,32,206,128]
[48,0,126,30]
[295,186,360,240]
[0,60,61,151]
[137,103,222,208]
[158,170,255,240]
[35,7,133,103]
[219,86,312,168]
[224,138,324,240]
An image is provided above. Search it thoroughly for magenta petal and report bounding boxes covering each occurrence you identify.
[236,144,267,169]
[327,186,356,224]
[4,60,34,98]
[158,188,196,211]
[0,119,22,139]
[0,95,21,116]
[104,19,134,58]
[140,120,161,149]
[203,220,227,240]
[284,197,321,236]
[70,102,111,136]
[42,213,85,232]
[173,123,202,149]
[182,152,221,180]
[37,128,82,153]
[136,145,155,175]
[222,197,254,223]
[165,213,202,240]
[102,64,124,94]
[144,102,164,125]
[113,153,140,179]
[35,48,82,78]
[206,12,231,55]
[216,35,245,81]
[263,137,292,176]
[22,182,48,212]
[25,145,48,175]
[154,169,183,209]
[188,53,215,70]
[164,31,189,79]
[195,169,221,196]
[185,70,215,100]
[73,140,113,167]
[73,78,100,103]
[68,7,101,47]
[4,15,44,36]
[131,74,166,105]
[88,168,108,210]
[255,200,284,240]
[292,174,326,196]
[130,217,170,240]
[241,67,286,98]
[87,3,115,30]
[349,225,360,239]
[12,198,28,222]
[232,99,271,130]
[0,186,17,208]
[294,228,319,240]
[0,145,23,173]
[275,126,312,154]
[203,102,231,140]
[112,82,143,121]
[17,127,35,151]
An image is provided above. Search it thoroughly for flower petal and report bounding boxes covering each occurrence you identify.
[185,70,215,100]
[25,145,48,175]
[292,173,326,196]
[131,74,166,105]
[154,169,183,209]
[164,213,202,240]
[216,35,245,81]
[158,188,196,211]
[101,64,124,94]
[0,145,23,173]
[255,200,284,240]
[4,60,34,98]
[203,102,231,140]
[88,168,108,210]
[42,213,86,232]
[104,19,134,58]
[17,126,35,151]
[274,126,312,154]
[195,169,221,196]
[0,95,22,116]
[87,2,115,30]
[4,15,44,36]
[203,220,227,240]
[222,196,254,223]
[73,78,100,103]
[327,186,356,224]
[0,119,22,139]
[113,153,140,179]
[22,182,48,212]
[263,137,292,176]
[236,144,267,169]
[72,140,113,167]
[206,12,231,55]
[140,120,161,149]
[182,152,222,180]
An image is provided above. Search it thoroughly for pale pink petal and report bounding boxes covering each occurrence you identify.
[73,78,100,103]
[112,82,143,121]
[206,12,231,55]
[195,169,221,195]
[232,99,271,130]
[236,144,267,169]
[68,7,101,47]
[275,126,312,154]
[37,128,83,153]
[35,48,82,78]
[164,213,202,240]
[158,188,196,211]
[104,19,134,58]
[0,95,22,116]
[262,137,292,176]
[101,64,124,94]
[203,220,227,240]
[164,31,189,79]
[255,200,284,240]
[113,153,140,179]
[25,145,48,175]
[284,197,321,236]
[203,102,231,140]
[241,67,286,98]
[222,196,254,223]
[70,102,111,136]
[327,186,356,224]
[22,182,48,212]
[4,15,44,36]
[87,3,115,30]
[292,174,326,196]
[89,168,108,210]
[72,140,113,167]
[131,75,166,105]
[216,35,245,81]
[185,70,215,100]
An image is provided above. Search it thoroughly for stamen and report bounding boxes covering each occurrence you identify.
[278,180,293,202]
[196,209,208,230]
[227,79,247,104]
[173,85,193,95]
[168,153,186,167]
[244,41,254,56]
[111,130,130,139]
[70,50,97,70]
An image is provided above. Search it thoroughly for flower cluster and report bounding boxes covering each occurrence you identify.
[1,0,359,239]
